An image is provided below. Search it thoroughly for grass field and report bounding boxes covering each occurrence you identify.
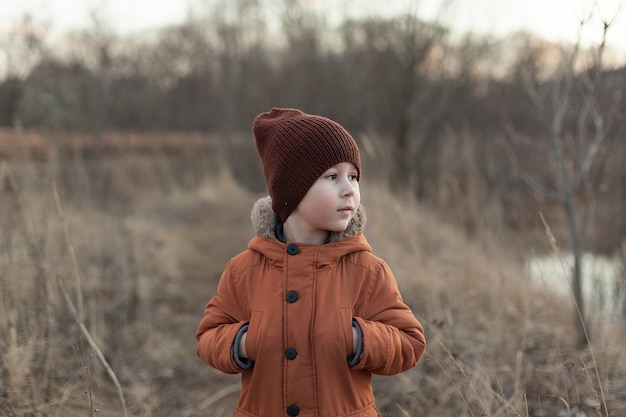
[1,131,624,417]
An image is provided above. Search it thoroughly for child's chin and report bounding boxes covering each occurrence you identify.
[328,222,350,233]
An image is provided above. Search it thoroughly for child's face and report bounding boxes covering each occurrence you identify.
[289,162,360,238]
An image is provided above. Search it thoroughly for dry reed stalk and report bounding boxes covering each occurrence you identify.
[523,393,530,417]
[3,162,55,402]
[539,211,609,417]
[57,278,127,417]
[434,342,478,417]
[513,349,524,412]
[51,179,84,322]
[0,163,15,341]
[436,338,529,417]
[51,179,127,417]
[182,383,241,417]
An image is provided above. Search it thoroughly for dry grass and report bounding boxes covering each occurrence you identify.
[363,185,625,416]
[0,132,625,417]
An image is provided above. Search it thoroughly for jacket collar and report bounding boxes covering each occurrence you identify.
[248,196,370,268]
[250,196,367,242]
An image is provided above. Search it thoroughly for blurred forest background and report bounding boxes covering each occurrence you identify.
[1,0,625,416]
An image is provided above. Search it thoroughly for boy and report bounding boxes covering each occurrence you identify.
[196,108,426,417]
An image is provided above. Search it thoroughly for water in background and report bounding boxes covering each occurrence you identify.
[527,252,625,322]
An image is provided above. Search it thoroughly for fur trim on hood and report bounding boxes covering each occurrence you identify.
[251,196,366,242]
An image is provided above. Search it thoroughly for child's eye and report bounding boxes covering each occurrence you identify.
[326,174,338,180]
[348,174,358,181]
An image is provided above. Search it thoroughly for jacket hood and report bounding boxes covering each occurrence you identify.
[251,195,366,242]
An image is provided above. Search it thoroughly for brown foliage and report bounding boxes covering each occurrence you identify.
[0,131,624,416]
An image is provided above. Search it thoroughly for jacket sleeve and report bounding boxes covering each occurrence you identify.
[196,261,250,374]
[351,261,426,375]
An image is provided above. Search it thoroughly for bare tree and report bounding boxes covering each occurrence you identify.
[338,13,449,194]
[508,13,625,344]
[0,15,50,129]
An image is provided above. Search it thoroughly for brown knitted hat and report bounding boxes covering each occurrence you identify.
[253,108,361,222]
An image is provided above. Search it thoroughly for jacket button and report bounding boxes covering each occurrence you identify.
[286,404,300,416]
[285,291,299,303]
[286,244,299,255]
[285,347,297,360]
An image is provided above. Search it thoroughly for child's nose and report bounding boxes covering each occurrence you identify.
[342,180,355,197]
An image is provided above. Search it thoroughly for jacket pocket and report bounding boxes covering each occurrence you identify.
[245,311,263,362]
[339,307,354,357]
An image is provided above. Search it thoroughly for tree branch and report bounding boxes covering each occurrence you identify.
[521,172,560,201]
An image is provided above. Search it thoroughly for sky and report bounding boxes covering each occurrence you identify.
[1,0,625,56]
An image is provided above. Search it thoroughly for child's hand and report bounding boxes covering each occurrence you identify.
[239,331,248,358]
[352,326,358,355]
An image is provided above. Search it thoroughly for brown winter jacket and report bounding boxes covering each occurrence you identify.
[196,197,426,417]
